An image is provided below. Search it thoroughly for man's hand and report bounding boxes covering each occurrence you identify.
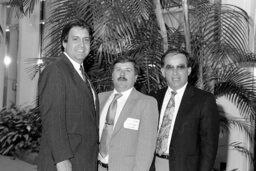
[56,160,72,171]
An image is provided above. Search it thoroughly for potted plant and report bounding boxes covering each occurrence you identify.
[0,104,41,165]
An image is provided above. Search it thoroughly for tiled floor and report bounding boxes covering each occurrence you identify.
[0,155,37,171]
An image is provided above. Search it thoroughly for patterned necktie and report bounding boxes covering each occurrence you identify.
[156,91,177,155]
[100,93,123,158]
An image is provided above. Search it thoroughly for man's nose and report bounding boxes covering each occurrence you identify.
[78,40,85,48]
[172,68,178,75]
[120,70,125,76]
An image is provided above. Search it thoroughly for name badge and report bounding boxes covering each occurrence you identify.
[124,118,140,130]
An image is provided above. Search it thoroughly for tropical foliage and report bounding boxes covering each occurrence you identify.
[43,1,256,152]
[0,0,38,16]
[0,104,41,156]
[1,0,256,166]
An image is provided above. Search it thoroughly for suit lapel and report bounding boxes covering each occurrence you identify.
[171,84,194,141]
[62,54,88,91]
[95,93,100,127]
[155,88,168,114]
[99,91,112,115]
[62,54,97,121]
[111,89,138,138]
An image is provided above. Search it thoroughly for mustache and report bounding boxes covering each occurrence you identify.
[117,77,127,81]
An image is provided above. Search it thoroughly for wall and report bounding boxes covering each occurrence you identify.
[0,5,6,108]
[16,3,40,107]
[0,5,18,108]
[0,3,40,109]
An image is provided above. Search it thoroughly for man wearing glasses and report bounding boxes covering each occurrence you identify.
[150,49,219,171]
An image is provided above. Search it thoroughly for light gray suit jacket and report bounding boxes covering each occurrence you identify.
[99,88,158,171]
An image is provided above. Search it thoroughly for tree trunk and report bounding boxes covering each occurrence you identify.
[182,0,191,54]
[153,0,168,52]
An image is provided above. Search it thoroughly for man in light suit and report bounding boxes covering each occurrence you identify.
[98,56,158,171]
[38,20,99,171]
[150,49,219,171]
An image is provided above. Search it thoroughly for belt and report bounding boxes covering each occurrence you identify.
[98,160,108,169]
[156,153,169,159]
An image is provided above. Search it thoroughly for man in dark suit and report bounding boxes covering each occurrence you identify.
[37,20,99,171]
[150,49,219,171]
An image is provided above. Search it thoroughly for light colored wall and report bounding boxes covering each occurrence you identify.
[16,3,40,107]
[0,5,17,108]
[0,3,40,109]
[6,13,19,107]
[0,5,6,108]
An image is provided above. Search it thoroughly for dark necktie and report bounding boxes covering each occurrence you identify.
[99,93,123,158]
[80,65,95,103]
[156,91,177,155]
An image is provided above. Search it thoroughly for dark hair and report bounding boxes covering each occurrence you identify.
[61,19,92,51]
[161,48,193,67]
[112,56,140,75]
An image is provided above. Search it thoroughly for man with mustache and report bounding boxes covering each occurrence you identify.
[97,56,159,171]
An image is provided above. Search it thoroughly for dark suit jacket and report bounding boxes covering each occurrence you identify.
[151,84,219,171]
[37,53,99,171]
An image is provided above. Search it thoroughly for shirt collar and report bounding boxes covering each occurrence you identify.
[64,52,81,71]
[167,83,188,95]
[113,87,133,97]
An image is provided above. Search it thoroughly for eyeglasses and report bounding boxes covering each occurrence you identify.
[164,64,187,72]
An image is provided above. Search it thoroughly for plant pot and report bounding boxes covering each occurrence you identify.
[15,150,38,165]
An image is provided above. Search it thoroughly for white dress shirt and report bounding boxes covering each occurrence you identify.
[158,83,188,154]
[64,52,84,79]
[99,87,133,163]
[64,52,97,106]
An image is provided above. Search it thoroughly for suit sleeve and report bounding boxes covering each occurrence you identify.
[133,98,159,171]
[39,66,73,164]
[199,94,220,171]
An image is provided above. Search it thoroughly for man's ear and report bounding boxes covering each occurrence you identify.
[135,75,138,82]
[62,41,66,49]
[188,67,192,76]
[161,67,165,78]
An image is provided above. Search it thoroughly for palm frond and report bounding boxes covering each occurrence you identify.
[0,0,39,17]
[222,113,254,142]
[218,141,254,165]
[44,0,79,59]
[229,142,254,163]
[213,66,256,121]
[190,3,250,62]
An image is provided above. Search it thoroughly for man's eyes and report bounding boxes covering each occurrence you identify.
[115,68,132,72]
[165,65,187,71]
[177,65,186,69]
[72,37,90,42]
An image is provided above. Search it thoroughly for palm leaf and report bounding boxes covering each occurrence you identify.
[0,0,39,16]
